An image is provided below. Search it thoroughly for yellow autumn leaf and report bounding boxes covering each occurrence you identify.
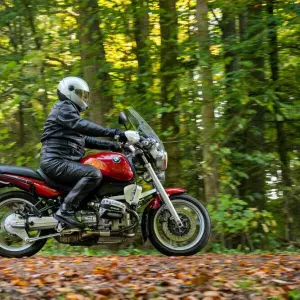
[262,223,269,233]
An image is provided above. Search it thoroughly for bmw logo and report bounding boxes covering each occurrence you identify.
[112,156,121,163]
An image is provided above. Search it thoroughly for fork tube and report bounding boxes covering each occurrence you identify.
[141,155,183,226]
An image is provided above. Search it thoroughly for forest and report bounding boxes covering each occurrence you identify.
[0,0,299,252]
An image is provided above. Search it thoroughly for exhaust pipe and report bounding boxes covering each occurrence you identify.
[10,216,58,230]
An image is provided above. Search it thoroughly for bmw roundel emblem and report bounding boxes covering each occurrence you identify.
[112,156,121,163]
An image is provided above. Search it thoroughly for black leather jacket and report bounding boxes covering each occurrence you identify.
[40,100,121,161]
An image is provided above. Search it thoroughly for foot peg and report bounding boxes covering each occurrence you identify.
[54,209,85,229]
[56,222,66,233]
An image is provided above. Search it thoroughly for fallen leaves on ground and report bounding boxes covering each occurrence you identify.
[0,254,299,299]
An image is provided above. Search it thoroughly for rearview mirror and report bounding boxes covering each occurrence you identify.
[118,112,128,127]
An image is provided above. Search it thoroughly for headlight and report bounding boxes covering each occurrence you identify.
[156,151,168,171]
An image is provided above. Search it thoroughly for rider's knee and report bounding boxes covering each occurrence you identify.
[89,168,102,181]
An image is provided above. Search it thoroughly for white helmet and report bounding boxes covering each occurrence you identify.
[57,77,90,112]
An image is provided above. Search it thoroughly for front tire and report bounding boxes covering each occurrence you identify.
[148,194,210,256]
[0,191,48,258]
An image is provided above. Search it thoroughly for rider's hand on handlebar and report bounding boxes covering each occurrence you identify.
[114,129,127,143]
[110,142,123,152]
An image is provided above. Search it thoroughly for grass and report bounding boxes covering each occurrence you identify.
[41,238,160,256]
[208,243,300,255]
[235,279,257,290]
[40,238,300,256]
[289,289,300,300]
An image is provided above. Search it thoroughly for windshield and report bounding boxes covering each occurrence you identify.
[125,108,165,152]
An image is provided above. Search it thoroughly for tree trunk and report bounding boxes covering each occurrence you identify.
[159,0,181,186]
[21,0,48,116]
[237,2,266,209]
[18,102,25,147]
[239,10,247,42]
[78,0,113,124]
[132,0,151,98]
[267,0,292,240]
[196,0,218,202]
[237,10,248,201]
[221,10,239,195]
[247,1,266,209]
[222,11,238,86]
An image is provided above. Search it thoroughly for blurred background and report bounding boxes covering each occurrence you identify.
[0,0,299,252]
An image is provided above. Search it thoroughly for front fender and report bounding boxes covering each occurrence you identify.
[141,187,187,242]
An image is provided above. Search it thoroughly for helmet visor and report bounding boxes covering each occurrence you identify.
[75,89,90,104]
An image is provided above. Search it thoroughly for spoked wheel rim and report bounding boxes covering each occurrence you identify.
[0,198,40,252]
[153,199,205,251]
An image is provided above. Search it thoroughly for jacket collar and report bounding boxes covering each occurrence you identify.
[64,100,81,114]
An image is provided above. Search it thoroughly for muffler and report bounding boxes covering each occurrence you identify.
[10,216,58,230]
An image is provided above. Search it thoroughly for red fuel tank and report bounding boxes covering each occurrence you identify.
[81,152,134,182]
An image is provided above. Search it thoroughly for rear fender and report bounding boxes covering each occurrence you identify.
[0,180,10,188]
[0,174,63,198]
[141,187,187,242]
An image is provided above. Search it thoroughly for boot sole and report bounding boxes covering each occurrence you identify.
[54,213,85,229]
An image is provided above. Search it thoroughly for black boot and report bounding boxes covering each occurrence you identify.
[54,202,85,229]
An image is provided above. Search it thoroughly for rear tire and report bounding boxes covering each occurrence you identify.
[0,191,48,258]
[148,194,210,256]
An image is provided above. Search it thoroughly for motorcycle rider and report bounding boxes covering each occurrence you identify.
[40,77,128,228]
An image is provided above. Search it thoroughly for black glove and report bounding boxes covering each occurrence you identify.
[110,142,122,152]
[115,129,127,143]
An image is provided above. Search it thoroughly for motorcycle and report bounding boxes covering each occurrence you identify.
[0,108,210,258]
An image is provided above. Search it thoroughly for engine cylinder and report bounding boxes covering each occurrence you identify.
[99,198,126,219]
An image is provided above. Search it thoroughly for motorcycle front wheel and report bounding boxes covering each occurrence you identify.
[148,194,210,256]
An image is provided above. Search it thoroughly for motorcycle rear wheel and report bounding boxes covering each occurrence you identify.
[148,194,210,256]
[0,191,48,258]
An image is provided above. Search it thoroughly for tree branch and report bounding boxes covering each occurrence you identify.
[0,86,15,98]
[55,9,79,18]
[211,9,221,27]
[45,55,70,68]
[0,44,11,52]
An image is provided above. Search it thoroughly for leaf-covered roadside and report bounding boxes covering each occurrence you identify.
[0,254,299,299]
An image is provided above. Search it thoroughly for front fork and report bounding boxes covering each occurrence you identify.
[142,155,183,227]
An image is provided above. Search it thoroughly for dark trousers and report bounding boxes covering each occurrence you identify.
[40,158,102,209]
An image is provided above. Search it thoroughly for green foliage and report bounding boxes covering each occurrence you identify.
[0,0,299,251]
[289,290,300,300]
[208,195,277,234]
[208,194,279,250]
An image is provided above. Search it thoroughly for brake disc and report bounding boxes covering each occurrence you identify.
[162,212,197,242]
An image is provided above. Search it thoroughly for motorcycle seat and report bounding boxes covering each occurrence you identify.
[36,169,71,191]
[0,165,42,181]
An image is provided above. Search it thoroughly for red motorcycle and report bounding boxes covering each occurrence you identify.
[0,109,210,257]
